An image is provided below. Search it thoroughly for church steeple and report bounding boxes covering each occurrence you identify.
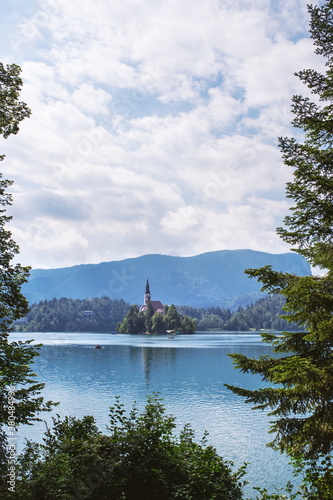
[140,278,164,315]
[144,278,151,304]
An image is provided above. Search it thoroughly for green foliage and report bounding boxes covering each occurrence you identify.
[117,304,145,334]
[249,481,298,500]
[291,454,333,500]
[0,63,54,489]
[181,314,196,334]
[13,395,246,500]
[164,304,181,331]
[226,277,333,459]
[151,311,165,333]
[247,455,333,499]
[144,299,155,332]
[226,3,333,495]
[16,294,299,332]
[178,295,300,331]
[275,1,333,270]
[16,296,131,332]
[117,303,196,334]
[0,63,31,138]
[0,174,30,330]
[0,64,31,334]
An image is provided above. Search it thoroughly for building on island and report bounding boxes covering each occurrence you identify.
[140,279,164,314]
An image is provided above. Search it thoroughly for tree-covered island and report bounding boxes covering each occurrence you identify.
[117,302,196,334]
[117,278,196,334]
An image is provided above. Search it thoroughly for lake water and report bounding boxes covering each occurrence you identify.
[9,332,296,497]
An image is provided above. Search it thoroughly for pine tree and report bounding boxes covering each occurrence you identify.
[226,1,333,464]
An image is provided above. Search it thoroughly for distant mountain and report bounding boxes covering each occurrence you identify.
[22,249,312,309]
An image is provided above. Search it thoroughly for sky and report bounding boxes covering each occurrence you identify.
[0,0,325,269]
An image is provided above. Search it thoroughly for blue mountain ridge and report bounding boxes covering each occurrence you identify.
[22,249,312,310]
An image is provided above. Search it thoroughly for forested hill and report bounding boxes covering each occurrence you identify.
[15,294,300,332]
[22,249,311,309]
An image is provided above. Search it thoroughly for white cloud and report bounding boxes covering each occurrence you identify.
[0,0,323,268]
[159,199,290,258]
[71,83,112,116]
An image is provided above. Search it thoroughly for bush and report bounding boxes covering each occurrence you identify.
[13,394,246,500]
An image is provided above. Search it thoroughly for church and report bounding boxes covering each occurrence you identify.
[139,279,164,314]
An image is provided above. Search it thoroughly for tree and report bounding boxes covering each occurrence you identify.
[117,303,196,334]
[151,311,166,333]
[226,0,333,470]
[0,63,31,332]
[13,395,246,500]
[144,299,154,332]
[0,63,54,489]
[117,304,144,334]
[181,314,196,334]
[165,304,181,331]
[0,63,31,139]
[16,297,131,332]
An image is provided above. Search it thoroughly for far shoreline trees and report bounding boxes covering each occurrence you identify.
[14,293,301,333]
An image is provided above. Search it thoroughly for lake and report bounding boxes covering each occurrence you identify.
[9,332,296,497]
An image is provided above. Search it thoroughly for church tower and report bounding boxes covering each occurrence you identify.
[144,278,151,305]
[140,279,164,314]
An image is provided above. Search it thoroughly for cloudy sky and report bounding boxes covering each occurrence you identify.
[1,0,324,269]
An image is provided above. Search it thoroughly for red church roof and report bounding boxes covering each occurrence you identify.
[151,301,164,311]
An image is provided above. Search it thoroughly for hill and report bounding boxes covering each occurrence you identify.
[22,249,311,309]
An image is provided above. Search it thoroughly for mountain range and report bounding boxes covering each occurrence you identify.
[22,249,312,309]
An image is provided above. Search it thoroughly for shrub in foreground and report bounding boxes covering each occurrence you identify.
[13,395,246,500]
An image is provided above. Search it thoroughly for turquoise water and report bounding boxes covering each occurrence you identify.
[9,332,296,497]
